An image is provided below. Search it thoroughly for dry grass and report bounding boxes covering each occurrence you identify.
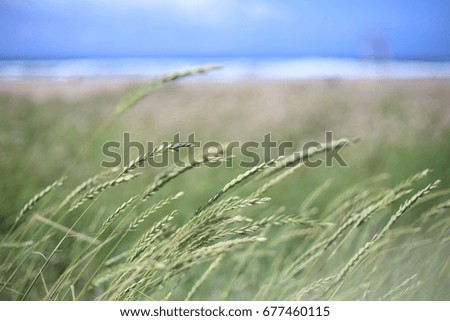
[0,69,449,300]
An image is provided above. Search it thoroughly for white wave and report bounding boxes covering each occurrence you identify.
[1,57,450,80]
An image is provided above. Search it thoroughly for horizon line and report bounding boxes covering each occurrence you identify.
[1,54,450,63]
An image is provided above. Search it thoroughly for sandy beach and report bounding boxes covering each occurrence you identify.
[1,77,449,143]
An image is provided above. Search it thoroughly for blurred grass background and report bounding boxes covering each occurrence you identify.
[1,78,448,223]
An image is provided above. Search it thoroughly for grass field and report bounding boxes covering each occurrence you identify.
[0,68,449,300]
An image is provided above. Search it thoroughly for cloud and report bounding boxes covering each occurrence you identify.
[3,0,289,28]
[101,0,289,26]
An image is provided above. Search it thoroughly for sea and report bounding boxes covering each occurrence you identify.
[1,57,450,81]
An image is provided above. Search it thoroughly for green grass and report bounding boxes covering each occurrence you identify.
[0,68,449,300]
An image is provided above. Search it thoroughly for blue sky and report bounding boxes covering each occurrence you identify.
[1,0,449,60]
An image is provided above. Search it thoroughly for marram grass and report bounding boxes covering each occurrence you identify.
[0,66,449,301]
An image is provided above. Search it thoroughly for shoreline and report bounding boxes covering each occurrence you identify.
[1,77,450,102]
